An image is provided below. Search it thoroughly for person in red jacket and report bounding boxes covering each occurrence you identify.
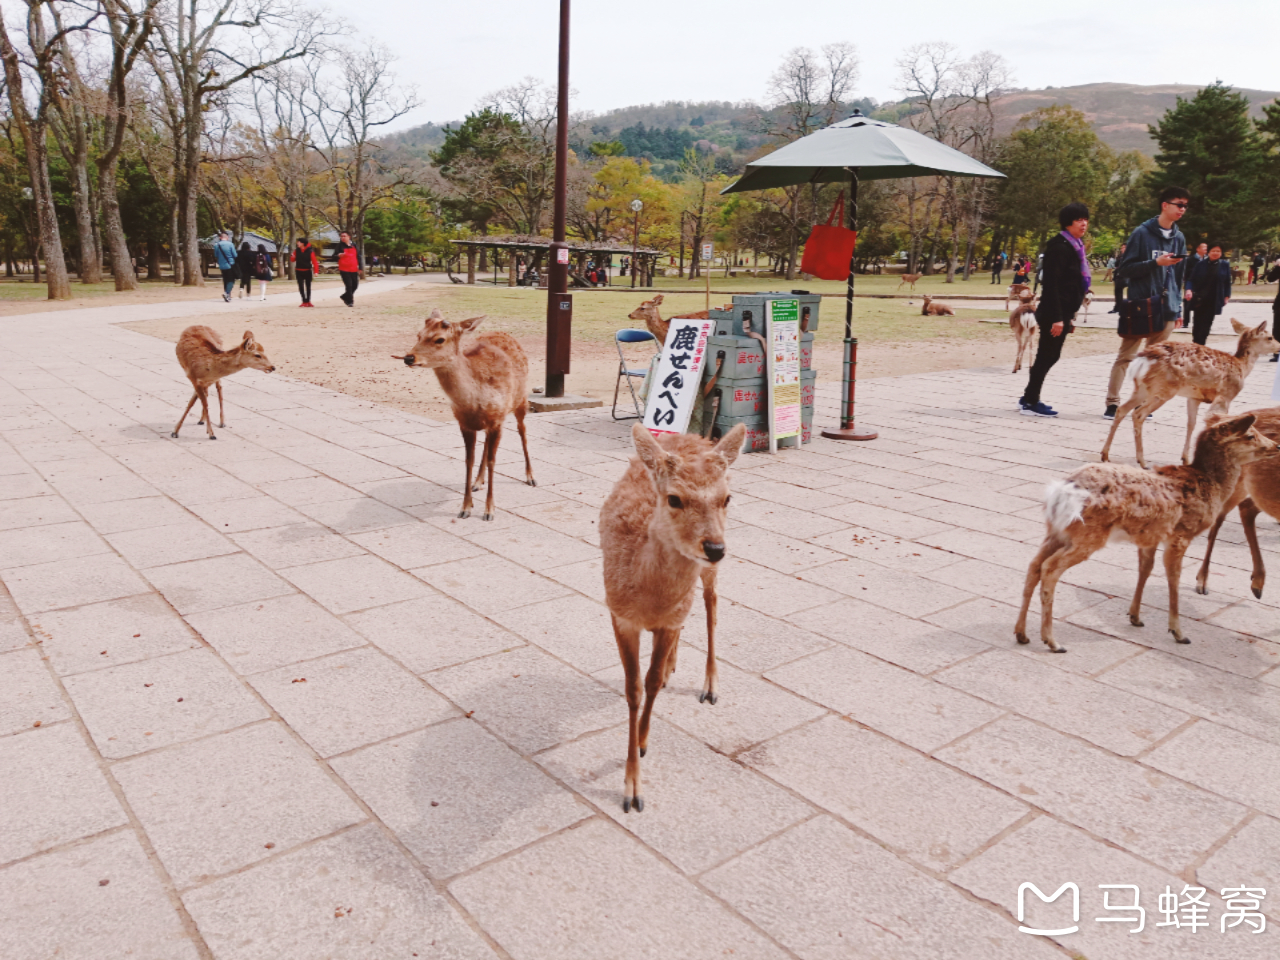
[290,237,320,307]
[337,231,359,307]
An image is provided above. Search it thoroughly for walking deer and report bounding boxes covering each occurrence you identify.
[600,422,746,813]
[897,273,922,291]
[398,309,536,520]
[172,326,275,440]
[1196,406,1280,599]
[921,295,954,317]
[627,293,710,344]
[1017,413,1279,651]
[1005,283,1032,309]
[1100,319,1279,468]
[1009,296,1039,373]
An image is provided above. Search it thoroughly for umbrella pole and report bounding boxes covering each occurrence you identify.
[822,169,878,442]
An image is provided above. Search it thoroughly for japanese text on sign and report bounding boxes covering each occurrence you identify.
[642,318,716,435]
[765,299,802,452]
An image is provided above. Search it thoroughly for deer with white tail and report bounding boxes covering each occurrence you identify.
[600,422,746,813]
[1100,319,1279,468]
[1016,412,1279,652]
[1009,292,1039,373]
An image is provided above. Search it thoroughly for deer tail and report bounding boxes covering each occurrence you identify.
[1020,313,1037,332]
[1044,480,1089,534]
[1126,357,1152,385]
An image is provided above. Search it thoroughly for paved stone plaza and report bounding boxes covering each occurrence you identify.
[2,290,1279,959]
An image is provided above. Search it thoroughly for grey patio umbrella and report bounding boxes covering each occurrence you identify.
[722,111,1005,441]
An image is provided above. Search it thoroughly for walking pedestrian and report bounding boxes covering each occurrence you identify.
[1186,241,1208,280]
[254,244,273,301]
[337,231,359,307]
[236,242,255,299]
[1185,242,1233,345]
[1019,202,1092,418]
[213,231,237,302]
[1012,257,1030,286]
[291,236,319,307]
[1103,186,1189,419]
[990,251,1005,284]
[1249,250,1264,284]
[1103,253,1116,282]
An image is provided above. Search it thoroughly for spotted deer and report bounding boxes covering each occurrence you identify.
[627,293,710,345]
[1016,413,1279,652]
[1005,283,1032,309]
[397,310,536,520]
[172,327,275,440]
[1009,295,1039,373]
[897,272,922,291]
[1100,319,1279,468]
[1196,406,1280,599]
[921,295,954,317]
[600,423,746,813]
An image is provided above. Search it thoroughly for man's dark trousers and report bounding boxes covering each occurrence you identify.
[341,271,358,305]
[296,270,312,303]
[1022,323,1067,406]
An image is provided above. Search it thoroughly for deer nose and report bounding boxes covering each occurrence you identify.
[702,541,725,563]
[402,355,415,366]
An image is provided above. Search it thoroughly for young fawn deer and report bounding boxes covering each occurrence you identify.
[600,422,746,813]
[172,326,275,440]
[398,309,536,520]
[920,295,954,317]
[1009,295,1039,373]
[1016,413,1279,652]
[1196,406,1280,599]
[1100,319,1279,468]
[897,272,922,291]
[627,293,710,345]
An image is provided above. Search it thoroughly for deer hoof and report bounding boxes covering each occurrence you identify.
[1129,614,1144,627]
[208,435,217,440]
[1195,582,1208,595]
[457,509,470,519]
[197,419,204,425]
[170,431,179,438]
[699,690,718,705]
[623,795,644,813]
[639,747,646,758]
[527,477,537,487]
[482,513,493,521]
[218,422,226,429]
[1015,632,1030,645]
[1050,646,1068,654]
[1171,629,1191,645]
[1253,585,1264,599]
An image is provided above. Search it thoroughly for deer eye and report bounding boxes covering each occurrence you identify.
[667,495,683,509]
[434,338,445,345]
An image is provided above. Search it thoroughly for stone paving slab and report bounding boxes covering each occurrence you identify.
[2,292,1279,957]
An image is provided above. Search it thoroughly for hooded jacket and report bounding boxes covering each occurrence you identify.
[1114,216,1186,319]
[337,242,359,273]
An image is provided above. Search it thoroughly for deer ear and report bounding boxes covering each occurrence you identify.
[632,424,679,476]
[458,315,485,332]
[652,294,664,305]
[428,308,443,320]
[1257,321,1270,335]
[1230,413,1258,435]
[242,330,254,347]
[714,423,747,466]
[1230,318,1247,334]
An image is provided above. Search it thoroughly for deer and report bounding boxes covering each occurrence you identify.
[627,293,710,345]
[1005,283,1032,309]
[171,327,275,440]
[1016,412,1280,652]
[1195,406,1280,599]
[1009,295,1039,373]
[897,272,922,292]
[921,295,954,317]
[1100,319,1280,469]
[397,309,536,520]
[600,422,746,813]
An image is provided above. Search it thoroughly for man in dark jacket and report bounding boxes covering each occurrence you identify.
[1104,187,1188,417]
[1019,203,1091,417]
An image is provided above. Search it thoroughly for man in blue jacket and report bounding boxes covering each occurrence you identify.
[1104,187,1189,419]
[212,231,238,302]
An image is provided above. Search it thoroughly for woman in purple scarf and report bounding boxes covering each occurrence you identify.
[1019,202,1092,417]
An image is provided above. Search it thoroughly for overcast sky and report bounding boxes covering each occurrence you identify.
[362,1,1280,130]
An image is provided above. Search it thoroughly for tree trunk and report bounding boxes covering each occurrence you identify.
[169,202,184,285]
[466,247,476,284]
[67,146,101,283]
[785,193,799,281]
[99,163,138,290]
[146,239,163,279]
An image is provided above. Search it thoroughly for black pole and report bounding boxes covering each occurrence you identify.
[822,167,877,442]
[544,0,571,397]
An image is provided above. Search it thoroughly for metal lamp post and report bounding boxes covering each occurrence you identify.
[629,198,642,289]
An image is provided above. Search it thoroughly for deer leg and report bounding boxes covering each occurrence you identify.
[612,616,644,813]
[1131,397,1166,470]
[198,388,216,439]
[1037,539,1099,652]
[699,566,719,704]
[1015,537,1061,645]
[482,427,502,521]
[172,390,200,438]
[1101,391,1145,462]
[459,429,477,518]
[1181,397,1200,464]
[515,400,536,486]
[1195,511,1231,595]
[1164,539,1191,643]
[1240,499,1266,598]
[639,628,680,766]
[1128,545,1158,625]
[471,435,489,492]
[216,380,226,429]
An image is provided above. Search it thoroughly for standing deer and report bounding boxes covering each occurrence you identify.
[1016,413,1279,652]
[897,273,922,291]
[921,295,954,317]
[600,422,746,813]
[627,293,710,344]
[172,327,275,440]
[398,309,536,520]
[1100,319,1279,468]
[1196,406,1280,598]
[1005,283,1032,309]
[1009,296,1039,373]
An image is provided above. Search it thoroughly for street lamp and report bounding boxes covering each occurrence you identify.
[630,198,643,289]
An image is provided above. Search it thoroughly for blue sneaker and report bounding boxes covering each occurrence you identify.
[1019,398,1056,414]
[1021,401,1058,418]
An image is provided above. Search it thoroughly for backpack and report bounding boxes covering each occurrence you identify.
[256,252,272,280]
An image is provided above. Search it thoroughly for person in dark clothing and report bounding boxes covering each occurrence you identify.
[291,237,319,307]
[990,251,1004,284]
[1249,251,1264,285]
[336,231,359,307]
[236,242,255,298]
[1185,242,1233,345]
[1020,202,1091,417]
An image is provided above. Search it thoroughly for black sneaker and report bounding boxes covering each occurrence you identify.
[1270,354,1278,362]
[1103,405,1118,420]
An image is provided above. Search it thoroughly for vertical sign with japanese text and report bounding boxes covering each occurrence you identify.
[766,299,802,452]
[642,317,717,436]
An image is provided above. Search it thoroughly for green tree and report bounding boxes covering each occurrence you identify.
[1148,82,1277,248]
